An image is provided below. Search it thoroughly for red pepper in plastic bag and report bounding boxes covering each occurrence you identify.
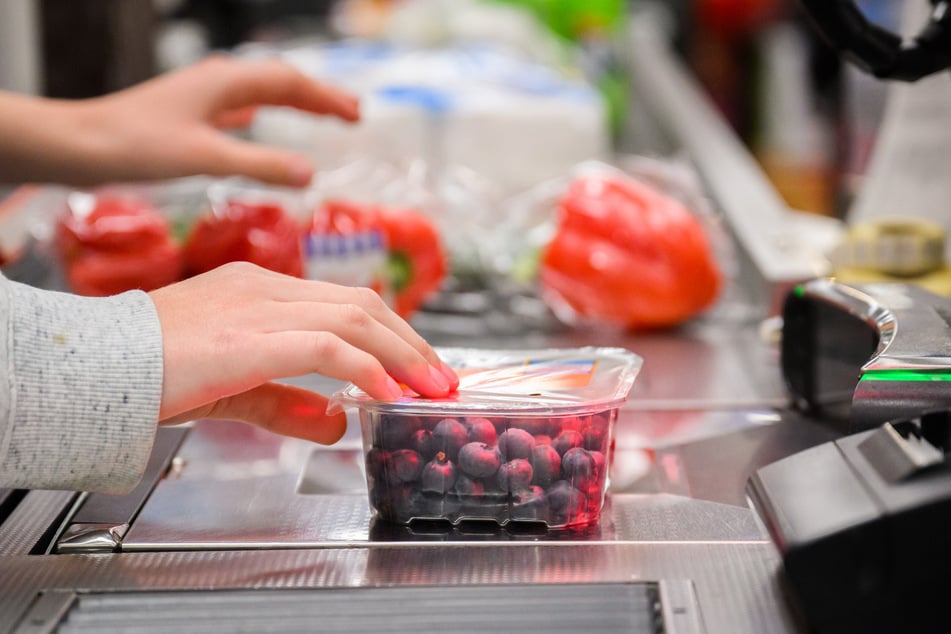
[183,201,303,278]
[57,196,183,296]
[310,200,447,318]
[539,174,721,330]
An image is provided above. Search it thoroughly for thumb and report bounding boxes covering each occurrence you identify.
[162,382,348,445]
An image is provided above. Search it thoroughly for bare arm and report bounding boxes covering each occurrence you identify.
[0,56,359,187]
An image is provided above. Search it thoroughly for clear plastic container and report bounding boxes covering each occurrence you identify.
[331,346,642,528]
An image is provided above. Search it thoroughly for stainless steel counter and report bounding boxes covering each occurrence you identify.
[0,297,840,633]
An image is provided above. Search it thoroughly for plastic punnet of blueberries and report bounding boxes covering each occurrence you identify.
[331,347,642,529]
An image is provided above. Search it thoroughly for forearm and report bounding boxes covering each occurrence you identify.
[0,275,164,493]
[0,92,119,186]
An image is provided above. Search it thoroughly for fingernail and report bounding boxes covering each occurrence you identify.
[289,158,313,187]
[439,362,459,390]
[429,365,450,393]
[384,376,404,400]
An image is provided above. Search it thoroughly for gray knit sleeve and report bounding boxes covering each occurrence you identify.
[0,275,163,494]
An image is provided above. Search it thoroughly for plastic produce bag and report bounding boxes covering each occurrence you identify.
[531,162,724,330]
[57,192,183,296]
[306,161,448,318]
[182,179,307,278]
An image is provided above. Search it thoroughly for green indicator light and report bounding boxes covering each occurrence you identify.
[793,285,805,298]
[861,369,951,382]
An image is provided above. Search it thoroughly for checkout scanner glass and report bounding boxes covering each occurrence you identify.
[781,288,880,420]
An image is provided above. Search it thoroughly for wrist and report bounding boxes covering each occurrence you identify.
[57,97,129,185]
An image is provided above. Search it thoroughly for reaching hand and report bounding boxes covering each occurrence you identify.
[0,56,359,187]
[149,262,458,445]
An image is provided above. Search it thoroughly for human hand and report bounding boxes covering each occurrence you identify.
[0,56,358,187]
[149,262,458,444]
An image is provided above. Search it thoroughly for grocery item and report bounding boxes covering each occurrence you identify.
[828,218,951,296]
[183,200,304,278]
[331,346,642,527]
[57,193,183,296]
[250,42,609,196]
[309,199,447,317]
[539,173,722,329]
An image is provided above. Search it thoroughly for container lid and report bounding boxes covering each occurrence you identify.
[331,346,643,416]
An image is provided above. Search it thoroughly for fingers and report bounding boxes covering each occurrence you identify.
[256,299,452,396]
[205,57,360,123]
[162,382,348,445]
[82,56,359,187]
[249,273,457,388]
[220,264,459,393]
[213,105,258,129]
[251,330,412,400]
[200,133,314,186]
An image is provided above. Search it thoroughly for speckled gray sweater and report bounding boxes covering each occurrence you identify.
[0,274,163,494]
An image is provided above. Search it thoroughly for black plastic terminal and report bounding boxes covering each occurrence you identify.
[800,0,951,81]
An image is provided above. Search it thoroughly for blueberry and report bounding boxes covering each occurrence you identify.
[420,451,458,493]
[552,429,584,457]
[490,418,509,434]
[432,418,468,461]
[458,442,501,479]
[409,429,435,460]
[497,459,534,493]
[372,484,425,522]
[511,418,550,436]
[394,488,428,522]
[561,447,595,484]
[478,473,506,498]
[589,450,606,479]
[365,447,389,482]
[465,417,497,445]
[453,474,485,498]
[511,485,549,521]
[385,448,422,484]
[582,424,608,451]
[378,414,422,451]
[546,480,586,514]
[369,482,389,514]
[530,444,562,487]
[498,428,536,461]
[555,415,586,433]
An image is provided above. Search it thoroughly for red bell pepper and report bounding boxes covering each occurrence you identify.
[539,174,721,329]
[67,242,184,297]
[182,201,303,278]
[310,200,447,318]
[57,196,183,295]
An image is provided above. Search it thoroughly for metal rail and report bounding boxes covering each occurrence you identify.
[625,8,844,313]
